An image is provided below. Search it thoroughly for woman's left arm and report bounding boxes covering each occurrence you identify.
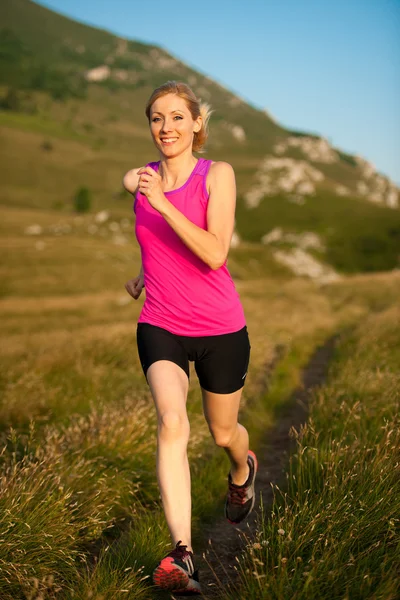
[156,162,236,270]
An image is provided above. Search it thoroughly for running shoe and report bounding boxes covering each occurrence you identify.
[152,540,202,595]
[225,450,258,524]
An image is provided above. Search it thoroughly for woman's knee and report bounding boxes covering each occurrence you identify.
[209,424,237,448]
[158,411,190,441]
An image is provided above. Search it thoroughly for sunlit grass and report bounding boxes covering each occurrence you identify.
[227,305,400,600]
[1,205,400,597]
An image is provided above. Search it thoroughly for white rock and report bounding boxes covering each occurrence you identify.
[244,157,324,208]
[25,224,42,235]
[87,224,98,234]
[355,163,400,208]
[386,189,399,208]
[262,229,324,251]
[95,210,110,224]
[112,234,128,245]
[231,125,246,142]
[274,136,338,164]
[357,181,369,195]
[297,181,315,195]
[230,231,241,248]
[85,65,111,82]
[335,185,349,196]
[116,295,131,306]
[273,248,340,284]
[35,241,46,250]
[109,221,120,232]
[262,227,283,244]
[49,223,70,235]
[355,156,376,178]
[368,192,383,204]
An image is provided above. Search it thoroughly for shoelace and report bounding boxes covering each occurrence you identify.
[169,540,191,560]
[228,482,248,505]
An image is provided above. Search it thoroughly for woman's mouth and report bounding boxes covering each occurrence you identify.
[160,137,178,146]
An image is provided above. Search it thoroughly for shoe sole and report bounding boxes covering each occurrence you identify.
[152,557,189,590]
[172,578,202,595]
[226,450,258,525]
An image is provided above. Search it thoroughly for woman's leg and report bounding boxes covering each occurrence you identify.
[146,359,193,551]
[201,387,250,485]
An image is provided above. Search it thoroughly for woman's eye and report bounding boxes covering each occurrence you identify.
[152,117,160,122]
[174,115,183,120]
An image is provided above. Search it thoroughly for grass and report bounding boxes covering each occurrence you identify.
[1,200,400,598]
[225,304,400,600]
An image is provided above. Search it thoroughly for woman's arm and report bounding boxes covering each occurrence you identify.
[123,168,145,298]
[123,168,141,194]
[157,161,236,270]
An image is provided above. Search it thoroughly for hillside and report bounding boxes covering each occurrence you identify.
[1,0,399,277]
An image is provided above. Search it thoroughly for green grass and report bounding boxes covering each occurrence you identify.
[0,328,339,599]
[226,304,400,600]
[5,201,390,597]
[236,191,400,273]
[1,217,399,598]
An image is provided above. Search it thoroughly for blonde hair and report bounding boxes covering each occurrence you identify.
[145,81,212,152]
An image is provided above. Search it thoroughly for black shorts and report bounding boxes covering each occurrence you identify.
[136,323,251,394]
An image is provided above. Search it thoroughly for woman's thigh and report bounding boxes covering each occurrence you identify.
[136,323,190,416]
[201,385,244,443]
[137,323,190,384]
[193,325,251,395]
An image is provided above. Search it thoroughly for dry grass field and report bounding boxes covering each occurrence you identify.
[1,204,399,599]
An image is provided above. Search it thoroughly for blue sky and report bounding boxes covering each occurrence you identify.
[37,0,400,184]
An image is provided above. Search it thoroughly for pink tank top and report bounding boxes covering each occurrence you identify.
[133,157,246,336]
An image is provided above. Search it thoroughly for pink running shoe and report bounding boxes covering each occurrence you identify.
[152,540,202,595]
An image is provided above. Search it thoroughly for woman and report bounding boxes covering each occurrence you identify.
[123,81,257,596]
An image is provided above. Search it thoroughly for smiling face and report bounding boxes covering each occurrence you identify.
[149,93,202,157]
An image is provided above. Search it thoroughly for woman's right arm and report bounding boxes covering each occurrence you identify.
[123,168,145,300]
[123,167,141,194]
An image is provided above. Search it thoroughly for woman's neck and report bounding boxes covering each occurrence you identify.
[158,151,198,190]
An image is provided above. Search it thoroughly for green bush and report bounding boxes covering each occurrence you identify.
[74,187,91,213]
[0,87,20,111]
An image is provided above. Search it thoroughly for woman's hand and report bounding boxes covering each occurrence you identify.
[125,273,145,300]
[137,166,167,212]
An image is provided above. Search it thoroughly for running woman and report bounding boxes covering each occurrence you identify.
[123,81,258,596]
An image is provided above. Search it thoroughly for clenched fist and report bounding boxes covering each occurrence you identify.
[125,273,145,300]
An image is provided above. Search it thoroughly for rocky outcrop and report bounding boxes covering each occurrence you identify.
[262,228,324,251]
[273,248,340,284]
[245,157,324,208]
[355,156,398,208]
[85,65,110,82]
[275,136,338,163]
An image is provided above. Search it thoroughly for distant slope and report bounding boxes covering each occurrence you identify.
[0,0,399,276]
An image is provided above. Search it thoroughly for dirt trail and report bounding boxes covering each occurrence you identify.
[194,334,339,599]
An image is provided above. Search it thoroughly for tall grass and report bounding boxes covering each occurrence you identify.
[1,203,399,598]
[227,305,400,600]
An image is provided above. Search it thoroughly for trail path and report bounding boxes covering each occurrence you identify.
[191,334,338,599]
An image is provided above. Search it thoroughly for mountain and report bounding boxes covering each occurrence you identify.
[1,0,399,277]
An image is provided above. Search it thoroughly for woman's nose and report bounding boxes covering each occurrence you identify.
[160,119,173,133]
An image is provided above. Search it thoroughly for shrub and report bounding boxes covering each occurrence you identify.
[41,140,53,152]
[0,87,20,111]
[74,187,91,213]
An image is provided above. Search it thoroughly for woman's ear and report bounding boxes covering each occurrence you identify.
[193,116,202,133]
